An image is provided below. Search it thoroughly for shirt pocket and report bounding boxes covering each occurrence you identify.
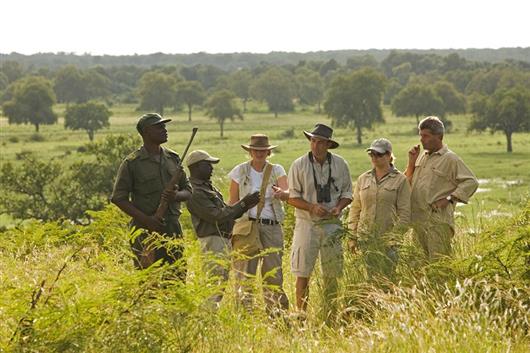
[431,167,456,187]
[136,171,161,195]
[381,184,398,205]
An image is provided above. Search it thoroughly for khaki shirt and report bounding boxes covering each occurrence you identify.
[288,152,353,221]
[349,167,411,237]
[186,178,246,238]
[111,146,191,219]
[411,145,478,229]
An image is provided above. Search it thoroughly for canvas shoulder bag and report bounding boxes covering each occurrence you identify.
[232,163,273,256]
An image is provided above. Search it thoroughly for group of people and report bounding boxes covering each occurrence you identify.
[110,113,479,313]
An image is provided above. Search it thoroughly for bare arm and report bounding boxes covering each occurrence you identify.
[272,175,289,201]
[228,179,240,205]
[111,198,165,233]
[404,144,420,184]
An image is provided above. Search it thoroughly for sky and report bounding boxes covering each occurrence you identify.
[1,0,529,55]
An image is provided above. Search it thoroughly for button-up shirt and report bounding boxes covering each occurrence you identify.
[111,146,191,218]
[411,145,478,229]
[349,167,411,237]
[288,152,353,221]
[186,178,247,238]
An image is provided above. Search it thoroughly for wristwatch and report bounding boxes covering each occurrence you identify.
[446,195,454,204]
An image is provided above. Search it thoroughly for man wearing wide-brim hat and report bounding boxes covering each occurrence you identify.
[287,123,353,312]
[111,113,192,272]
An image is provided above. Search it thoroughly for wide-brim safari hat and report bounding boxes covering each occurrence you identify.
[303,123,339,149]
[241,134,278,151]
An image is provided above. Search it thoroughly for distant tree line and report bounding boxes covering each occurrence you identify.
[1,50,529,149]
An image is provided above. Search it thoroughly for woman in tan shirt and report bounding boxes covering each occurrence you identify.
[348,138,411,278]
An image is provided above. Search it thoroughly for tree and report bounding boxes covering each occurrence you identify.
[0,134,141,222]
[229,69,252,112]
[251,67,295,117]
[2,76,57,132]
[65,101,112,141]
[54,65,87,103]
[391,84,445,125]
[175,80,205,122]
[136,71,176,115]
[433,81,466,115]
[205,89,242,137]
[295,68,324,113]
[0,60,24,83]
[324,68,386,145]
[470,86,530,152]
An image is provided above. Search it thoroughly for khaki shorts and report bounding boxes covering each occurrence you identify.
[290,218,344,278]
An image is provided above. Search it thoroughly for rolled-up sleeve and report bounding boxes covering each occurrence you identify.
[288,160,303,199]
[187,191,245,224]
[340,160,353,200]
[451,158,478,203]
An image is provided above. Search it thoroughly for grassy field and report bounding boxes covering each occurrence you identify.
[1,103,529,352]
[1,103,529,221]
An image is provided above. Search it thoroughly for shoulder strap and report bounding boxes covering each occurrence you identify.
[256,163,273,219]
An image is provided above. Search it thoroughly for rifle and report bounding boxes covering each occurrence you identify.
[154,127,198,220]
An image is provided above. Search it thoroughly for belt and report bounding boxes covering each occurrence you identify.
[249,218,280,225]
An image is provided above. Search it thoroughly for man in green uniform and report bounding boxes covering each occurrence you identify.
[111,113,192,269]
[185,150,259,303]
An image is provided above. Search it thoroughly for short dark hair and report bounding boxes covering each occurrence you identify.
[419,116,444,135]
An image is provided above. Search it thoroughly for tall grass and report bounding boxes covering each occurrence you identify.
[1,202,529,352]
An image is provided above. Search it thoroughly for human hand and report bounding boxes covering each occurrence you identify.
[431,197,450,211]
[142,215,166,233]
[272,185,287,200]
[329,206,342,217]
[241,191,260,210]
[408,144,420,164]
[309,204,329,218]
[161,185,180,203]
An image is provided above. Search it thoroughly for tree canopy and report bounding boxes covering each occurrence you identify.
[136,71,176,115]
[205,89,242,137]
[2,76,57,132]
[391,84,445,124]
[470,86,530,152]
[324,68,386,145]
[251,67,295,118]
[175,80,205,122]
[64,101,112,141]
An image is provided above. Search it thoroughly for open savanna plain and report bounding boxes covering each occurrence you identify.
[1,103,529,352]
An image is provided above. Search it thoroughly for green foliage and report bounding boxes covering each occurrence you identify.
[0,60,25,82]
[391,84,445,124]
[64,101,112,141]
[295,68,324,112]
[251,67,295,117]
[0,201,529,352]
[175,80,206,122]
[433,81,466,115]
[2,76,57,132]
[0,134,141,222]
[324,68,386,145]
[228,69,252,112]
[136,71,177,115]
[205,89,243,137]
[470,86,530,152]
[53,65,112,104]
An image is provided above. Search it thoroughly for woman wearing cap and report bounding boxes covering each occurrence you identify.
[348,138,411,279]
[228,134,289,311]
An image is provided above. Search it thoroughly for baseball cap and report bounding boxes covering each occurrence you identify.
[136,113,171,133]
[186,150,220,167]
[367,138,392,154]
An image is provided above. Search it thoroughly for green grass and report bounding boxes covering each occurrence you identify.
[1,103,529,351]
[1,104,529,224]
